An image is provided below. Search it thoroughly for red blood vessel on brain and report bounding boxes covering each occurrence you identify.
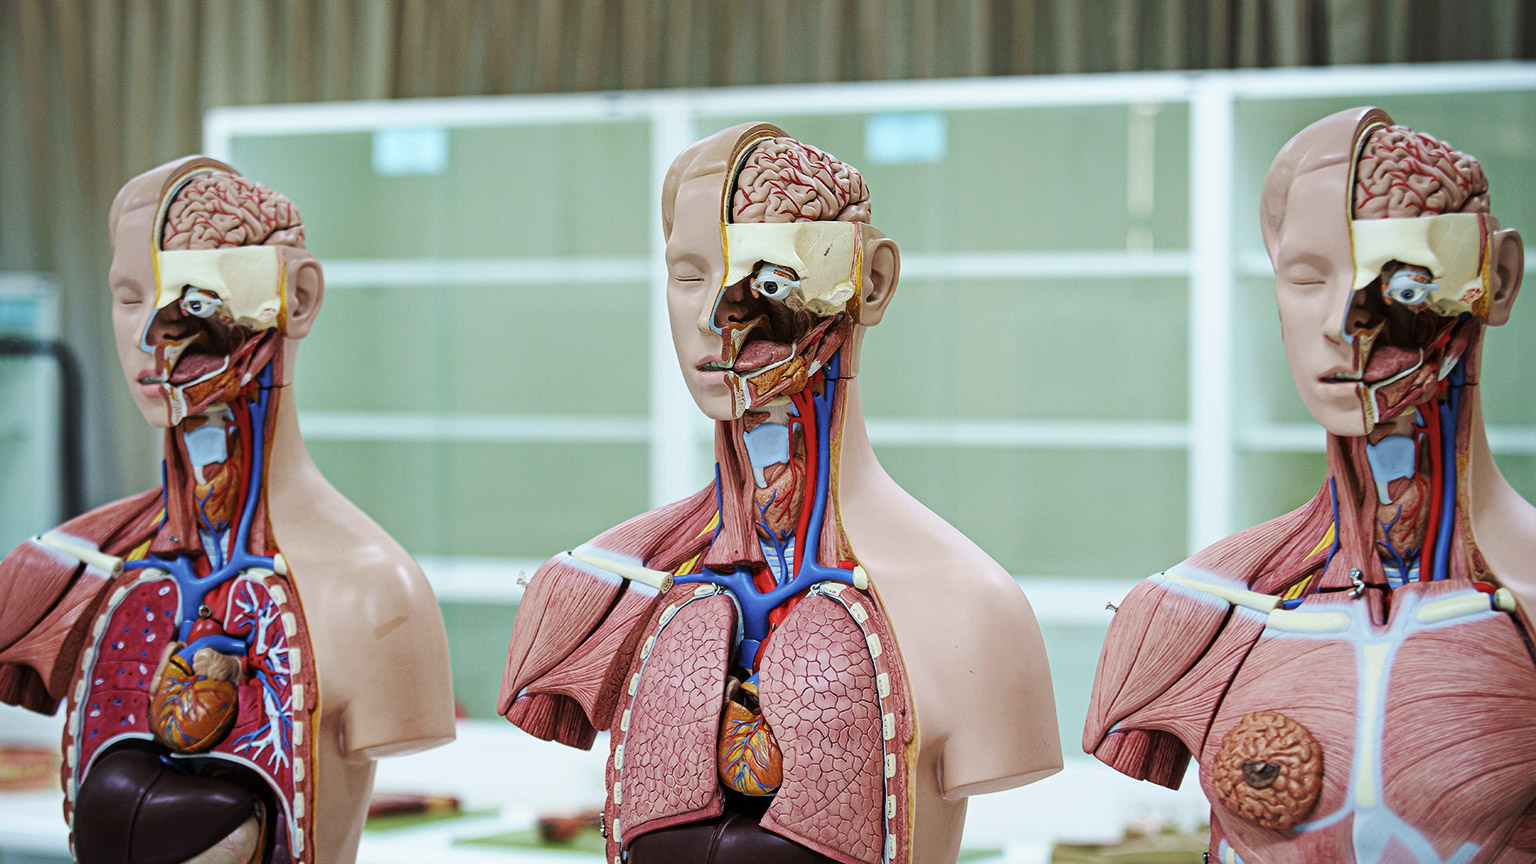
[0,158,453,864]
[1085,108,1536,863]
[500,124,1061,864]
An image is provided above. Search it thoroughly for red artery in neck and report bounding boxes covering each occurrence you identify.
[790,388,817,581]
[1417,398,1444,581]
[742,388,825,672]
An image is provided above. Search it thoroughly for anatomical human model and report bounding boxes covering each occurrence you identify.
[0,157,455,863]
[500,124,1061,863]
[1084,108,1536,862]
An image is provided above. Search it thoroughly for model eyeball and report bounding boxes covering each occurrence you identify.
[179,287,223,319]
[751,265,800,302]
[1384,265,1434,307]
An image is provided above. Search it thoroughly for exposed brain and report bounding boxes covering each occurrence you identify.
[1354,125,1488,219]
[161,173,305,250]
[732,137,871,224]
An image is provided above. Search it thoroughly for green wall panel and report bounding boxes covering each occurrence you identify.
[295,281,649,416]
[861,277,1189,421]
[874,445,1188,577]
[229,122,651,259]
[306,440,648,559]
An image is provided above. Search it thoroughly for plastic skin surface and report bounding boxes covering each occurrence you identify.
[1084,108,1536,864]
[0,157,455,864]
[501,124,1061,864]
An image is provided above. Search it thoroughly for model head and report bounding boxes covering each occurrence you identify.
[1260,107,1523,437]
[108,156,324,427]
[662,123,900,421]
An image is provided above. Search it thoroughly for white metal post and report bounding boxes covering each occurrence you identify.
[647,100,705,508]
[1187,79,1237,552]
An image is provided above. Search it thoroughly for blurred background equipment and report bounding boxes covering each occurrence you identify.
[0,275,69,536]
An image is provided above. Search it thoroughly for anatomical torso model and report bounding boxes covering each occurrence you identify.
[500,124,1061,864]
[1085,108,1536,863]
[0,157,455,864]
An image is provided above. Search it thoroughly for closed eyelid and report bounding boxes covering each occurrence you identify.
[668,264,709,281]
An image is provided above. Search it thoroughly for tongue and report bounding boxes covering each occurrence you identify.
[1363,345,1420,384]
[734,339,792,373]
[170,351,226,384]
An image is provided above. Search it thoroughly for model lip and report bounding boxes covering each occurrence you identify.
[1319,363,1363,383]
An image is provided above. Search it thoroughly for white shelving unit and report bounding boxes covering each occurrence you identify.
[205,62,1536,583]
[201,69,1536,776]
[198,68,1536,773]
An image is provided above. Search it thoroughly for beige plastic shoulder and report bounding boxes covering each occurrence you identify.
[834,379,1063,802]
[1467,396,1536,622]
[264,395,456,761]
[934,566,1062,799]
[335,554,455,760]
[262,390,454,863]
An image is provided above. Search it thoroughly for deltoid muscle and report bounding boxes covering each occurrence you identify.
[1083,109,1536,864]
[500,129,918,864]
[0,165,318,863]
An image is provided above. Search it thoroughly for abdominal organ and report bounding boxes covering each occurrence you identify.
[500,130,918,864]
[0,166,317,864]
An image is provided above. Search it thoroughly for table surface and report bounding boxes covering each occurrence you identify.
[0,705,1208,863]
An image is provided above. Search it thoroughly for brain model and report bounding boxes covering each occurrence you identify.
[732,137,871,225]
[162,173,305,250]
[1354,125,1488,219]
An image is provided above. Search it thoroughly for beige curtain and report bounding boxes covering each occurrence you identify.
[2,0,1531,508]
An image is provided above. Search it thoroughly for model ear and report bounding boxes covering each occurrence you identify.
[284,253,325,340]
[1487,227,1523,327]
[856,237,900,327]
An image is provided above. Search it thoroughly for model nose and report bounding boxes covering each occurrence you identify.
[709,279,754,333]
[696,282,722,334]
[1336,282,1385,344]
[144,301,201,346]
